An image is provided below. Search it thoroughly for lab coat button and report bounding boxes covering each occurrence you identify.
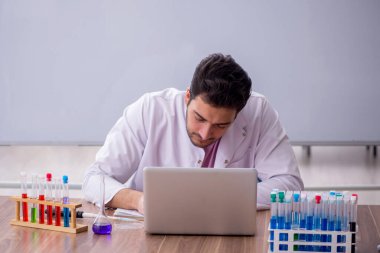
[197,160,202,164]
[224,160,229,164]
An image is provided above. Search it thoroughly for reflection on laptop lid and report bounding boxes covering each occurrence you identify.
[143,167,257,235]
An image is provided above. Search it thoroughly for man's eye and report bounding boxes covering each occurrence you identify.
[195,116,205,122]
[217,125,228,129]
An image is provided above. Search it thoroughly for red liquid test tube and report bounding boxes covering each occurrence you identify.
[38,175,45,224]
[54,177,62,226]
[46,173,53,225]
[47,205,53,225]
[20,172,28,222]
[39,194,45,224]
[55,206,61,226]
[22,193,28,222]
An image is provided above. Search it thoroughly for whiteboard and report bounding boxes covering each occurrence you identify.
[1,0,380,145]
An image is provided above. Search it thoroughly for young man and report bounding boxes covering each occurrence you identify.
[83,53,303,212]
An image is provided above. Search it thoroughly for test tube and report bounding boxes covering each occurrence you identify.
[343,193,351,229]
[350,194,358,253]
[299,191,307,251]
[38,175,45,224]
[313,194,322,251]
[31,173,38,223]
[277,191,285,229]
[20,172,29,222]
[46,173,53,225]
[270,192,278,229]
[292,192,300,252]
[270,191,277,252]
[285,191,293,229]
[277,191,285,251]
[328,191,336,245]
[313,194,322,229]
[336,193,344,252]
[62,175,70,227]
[292,192,301,229]
[54,177,62,226]
[284,191,292,251]
[306,192,314,251]
[342,193,350,244]
[321,192,329,252]
[277,191,285,228]
[335,194,343,232]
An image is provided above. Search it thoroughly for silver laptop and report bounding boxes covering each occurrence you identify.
[143,167,257,235]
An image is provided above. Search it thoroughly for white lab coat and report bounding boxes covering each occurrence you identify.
[83,88,304,209]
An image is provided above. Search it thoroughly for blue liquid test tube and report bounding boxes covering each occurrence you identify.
[292,193,301,229]
[321,192,329,252]
[299,191,307,251]
[336,194,344,252]
[306,192,314,251]
[284,192,293,251]
[313,194,322,252]
[270,192,277,252]
[342,194,350,244]
[277,191,285,251]
[62,175,70,227]
[328,191,336,247]
[292,192,300,251]
[292,192,300,229]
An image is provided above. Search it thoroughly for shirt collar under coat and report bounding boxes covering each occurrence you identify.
[214,112,248,168]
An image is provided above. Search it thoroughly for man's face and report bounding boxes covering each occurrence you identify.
[184,89,237,148]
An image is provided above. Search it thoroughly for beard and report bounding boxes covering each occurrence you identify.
[186,131,216,148]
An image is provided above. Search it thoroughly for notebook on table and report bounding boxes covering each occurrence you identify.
[143,167,257,235]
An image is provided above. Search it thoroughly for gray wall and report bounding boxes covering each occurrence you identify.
[1,0,379,145]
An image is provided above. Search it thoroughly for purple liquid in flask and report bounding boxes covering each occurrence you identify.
[92,173,112,235]
[92,223,112,235]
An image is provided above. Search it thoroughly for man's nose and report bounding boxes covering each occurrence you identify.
[199,124,212,140]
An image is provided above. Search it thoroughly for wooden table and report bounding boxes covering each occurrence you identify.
[0,197,379,253]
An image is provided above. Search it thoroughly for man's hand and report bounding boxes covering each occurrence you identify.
[137,194,144,214]
[107,188,144,214]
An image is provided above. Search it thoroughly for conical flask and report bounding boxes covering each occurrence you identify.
[92,174,112,234]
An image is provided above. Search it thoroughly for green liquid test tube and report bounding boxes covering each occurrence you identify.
[31,207,37,223]
[31,173,38,223]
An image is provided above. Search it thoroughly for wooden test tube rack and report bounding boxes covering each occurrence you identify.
[10,196,88,234]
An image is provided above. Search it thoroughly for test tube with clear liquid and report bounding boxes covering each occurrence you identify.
[92,174,112,235]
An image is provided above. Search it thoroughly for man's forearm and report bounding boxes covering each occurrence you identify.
[106,188,144,213]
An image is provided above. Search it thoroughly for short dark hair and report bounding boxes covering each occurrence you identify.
[190,53,252,112]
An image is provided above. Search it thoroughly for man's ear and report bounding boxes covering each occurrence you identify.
[184,88,191,105]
